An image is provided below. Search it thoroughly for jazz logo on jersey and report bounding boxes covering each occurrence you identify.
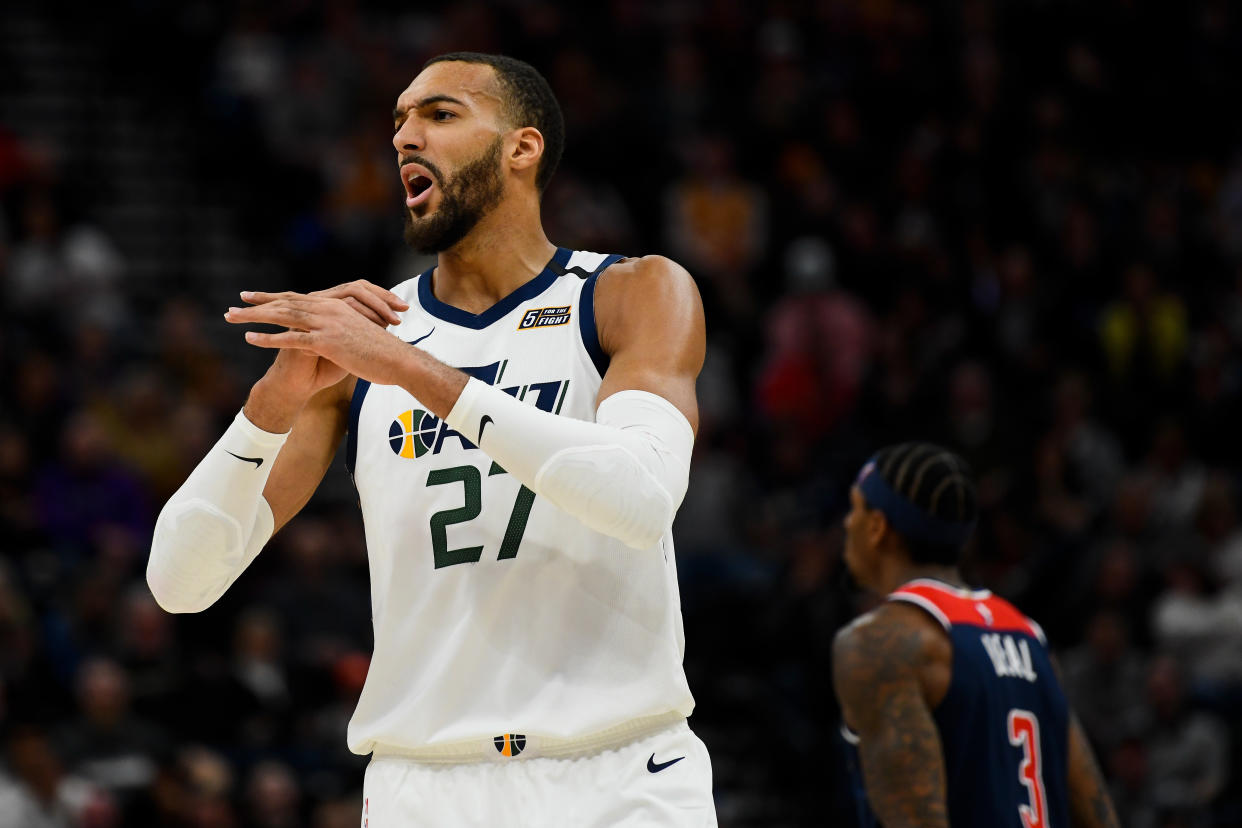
[389,362,571,460]
[518,305,571,330]
[980,633,1038,682]
[389,409,439,458]
[494,733,526,757]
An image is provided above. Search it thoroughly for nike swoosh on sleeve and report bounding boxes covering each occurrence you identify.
[225,451,263,468]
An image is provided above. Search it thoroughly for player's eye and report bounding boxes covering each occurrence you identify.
[433,109,456,121]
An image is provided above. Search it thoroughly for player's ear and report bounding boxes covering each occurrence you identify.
[866,509,888,548]
[508,126,544,177]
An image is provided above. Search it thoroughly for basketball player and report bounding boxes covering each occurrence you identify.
[833,443,1119,827]
[147,53,716,825]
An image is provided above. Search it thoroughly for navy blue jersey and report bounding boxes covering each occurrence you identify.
[843,579,1069,828]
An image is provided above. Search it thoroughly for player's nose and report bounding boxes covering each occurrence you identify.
[393,119,423,155]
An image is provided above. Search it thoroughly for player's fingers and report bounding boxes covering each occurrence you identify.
[224,303,313,327]
[243,330,316,350]
[342,296,386,326]
[358,280,409,313]
[307,284,353,301]
[341,285,401,325]
[305,282,402,325]
[332,281,406,323]
[239,290,301,305]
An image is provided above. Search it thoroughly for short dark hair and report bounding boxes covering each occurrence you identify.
[423,52,565,194]
[869,442,978,565]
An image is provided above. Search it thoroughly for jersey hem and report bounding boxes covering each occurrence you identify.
[363,710,687,764]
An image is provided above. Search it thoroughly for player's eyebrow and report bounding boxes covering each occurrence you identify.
[393,94,469,121]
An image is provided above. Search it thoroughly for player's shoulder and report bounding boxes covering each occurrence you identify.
[600,253,693,279]
[593,255,702,323]
[591,255,705,357]
[833,602,950,686]
[595,254,698,302]
[891,580,1047,642]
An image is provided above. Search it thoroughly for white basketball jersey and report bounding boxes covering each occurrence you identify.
[344,248,695,756]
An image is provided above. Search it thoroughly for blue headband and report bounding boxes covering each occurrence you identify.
[855,458,976,549]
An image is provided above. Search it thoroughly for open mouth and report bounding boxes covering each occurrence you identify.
[402,164,436,209]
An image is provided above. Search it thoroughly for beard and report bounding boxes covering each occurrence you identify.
[402,137,505,254]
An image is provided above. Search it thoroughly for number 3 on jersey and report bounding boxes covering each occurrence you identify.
[1008,709,1048,828]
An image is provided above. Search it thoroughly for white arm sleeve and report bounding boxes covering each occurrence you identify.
[146,410,288,613]
[445,378,694,550]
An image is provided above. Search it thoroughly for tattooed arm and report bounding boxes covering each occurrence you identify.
[833,603,951,828]
[1066,713,1120,827]
[1046,655,1120,828]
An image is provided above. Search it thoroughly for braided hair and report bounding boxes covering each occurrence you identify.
[865,442,978,565]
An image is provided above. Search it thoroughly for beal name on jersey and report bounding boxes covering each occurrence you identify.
[979,633,1038,683]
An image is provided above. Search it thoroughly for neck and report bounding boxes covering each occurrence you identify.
[876,560,965,596]
[432,195,556,312]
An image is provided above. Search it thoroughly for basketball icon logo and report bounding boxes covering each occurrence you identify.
[388,409,439,458]
[493,733,526,757]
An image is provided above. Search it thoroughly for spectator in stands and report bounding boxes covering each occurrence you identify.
[0,724,108,828]
[33,410,149,561]
[2,1,1242,822]
[1061,610,1148,753]
[55,657,168,809]
[1140,656,1230,819]
[242,760,301,828]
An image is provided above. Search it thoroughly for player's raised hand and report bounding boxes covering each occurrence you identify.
[225,293,412,389]
[242,279,408,327]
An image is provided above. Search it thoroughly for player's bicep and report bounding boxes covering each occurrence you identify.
[594,256,705,431]
[262,378,351,532]
[833,613,949,828]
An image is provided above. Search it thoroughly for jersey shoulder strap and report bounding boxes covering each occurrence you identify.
[552,250,629,378]
[549,250,627,279]
[888,579,1045,642]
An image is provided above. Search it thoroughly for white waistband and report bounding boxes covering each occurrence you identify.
[369,711,686,764]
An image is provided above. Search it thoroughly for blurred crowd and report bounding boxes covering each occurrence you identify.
[2,0,1242,825]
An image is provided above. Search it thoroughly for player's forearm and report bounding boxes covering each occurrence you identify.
[859,738,950,828]
[147,411,287,613]
[1067,718,1121,828]
[382,342,694,550]
[244,375,311,433]
[835,618,951,828]
[388,344,469,420]
[444,377,693,549]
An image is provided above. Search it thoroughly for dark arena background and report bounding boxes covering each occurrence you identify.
[3,1,1242,826]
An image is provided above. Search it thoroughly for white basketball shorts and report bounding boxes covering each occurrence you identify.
[360,721,716,827]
